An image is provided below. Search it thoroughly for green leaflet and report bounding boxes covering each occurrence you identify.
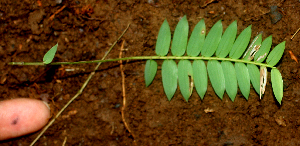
[192,60,207,99]
[171,15,189,56]
[144,60,158,87]
[187,19,206,57]
[271,68,283,104]
[201,20,223,57]
[155,19,171,56]
[255,35,272,63]
[235,62,250,100]
[266,41,286,66]
[207,60,225,99]
[43,43,58,64]
[178,60,193,101]
[229,25,252,59]
[247,64,260,95]
[243,33,262,61]
[221,61,237,101]
[216,21,237,58]
[162,60,178,100]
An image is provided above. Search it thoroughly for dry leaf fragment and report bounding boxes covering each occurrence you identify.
[275,116,286,126]
[201,0,217,7]
[289,50,298,63]
[243,35,260,59]
[37,0,42,7]
[259,66,267,99]
[204,108,214,113]
[62,110,78,119]
[0,76,7,84]
[256,53,267,62]
[248,45,261,60]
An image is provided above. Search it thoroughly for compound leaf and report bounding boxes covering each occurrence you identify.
[192,60,207,99]
[207,60,225,99]
[162,60,178,100]
[171,15,189,56]
[43,43,58,64]
[149,17,286,104]
[201,20,223,57]
[178,60,193,101]
[187,19,206,57]
[271,68,283,104]
[144,60,158,87]
[155,19,171,56]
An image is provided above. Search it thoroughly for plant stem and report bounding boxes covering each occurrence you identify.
[9,56,276,68]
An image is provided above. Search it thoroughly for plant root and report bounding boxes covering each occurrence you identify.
[119,40,137,145]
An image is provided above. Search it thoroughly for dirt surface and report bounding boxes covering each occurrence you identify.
[1,0,300,145]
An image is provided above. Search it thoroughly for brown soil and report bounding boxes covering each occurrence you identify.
[1,0,300,145]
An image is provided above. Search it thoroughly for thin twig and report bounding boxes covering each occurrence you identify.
[49,5,67,21]
[29,24,130,146]
[62,137,67,146]
[291,27,300,40]
[119,40,136,144]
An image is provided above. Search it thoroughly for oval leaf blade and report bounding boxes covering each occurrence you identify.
[201,20,223,57]
[229,25,252,59]
[235,62,250,100]
[178,60,193,101]
[216,21,237,58]
[144,60,158,87]
[187,19,206,57]
[192,60,207,99]
[162,60,178,100]
[247,64,260,95]
[271,68,283,104]
[255,35,272,63]
[155,19,171,56]
[171,15,189,56]
[266,41,286,66]
[207,60,225,99]
[221,61,237,101]
[43,43,58,64]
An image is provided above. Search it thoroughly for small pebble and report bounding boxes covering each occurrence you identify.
[55,0,62,4]
[148,0,154,4]
[79,28,84,33]
[40,93,50,103]
[114,103,121,108]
